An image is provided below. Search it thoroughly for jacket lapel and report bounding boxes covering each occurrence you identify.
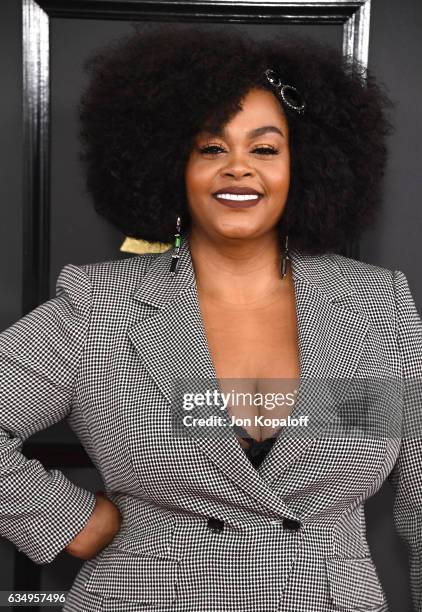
[257,253,370,484]
[128,235,370,516]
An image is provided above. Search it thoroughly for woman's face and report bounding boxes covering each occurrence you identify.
[185,87,290,242]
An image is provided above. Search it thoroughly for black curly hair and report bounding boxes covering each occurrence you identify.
[78,24,394,254]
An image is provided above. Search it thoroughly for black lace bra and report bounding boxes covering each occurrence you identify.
[232,424,281,469]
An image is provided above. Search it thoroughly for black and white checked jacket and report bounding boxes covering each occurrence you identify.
[0,235,421,612]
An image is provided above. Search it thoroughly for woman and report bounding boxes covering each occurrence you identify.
[0,24,421,612]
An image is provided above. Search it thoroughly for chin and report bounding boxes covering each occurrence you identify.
[214,224,262,241]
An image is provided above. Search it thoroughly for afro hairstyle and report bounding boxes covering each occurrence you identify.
[78,24,394,254]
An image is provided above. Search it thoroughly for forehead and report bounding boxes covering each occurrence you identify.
[199,88,288,137]
[238,88,288,120]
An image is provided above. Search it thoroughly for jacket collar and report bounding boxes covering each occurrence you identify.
[131,233,356,307]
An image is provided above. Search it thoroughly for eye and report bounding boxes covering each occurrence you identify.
[197,144,280,156]
[252,146,279,155]
[199,144,225,155]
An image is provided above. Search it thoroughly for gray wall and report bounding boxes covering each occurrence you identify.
[361,0,422,305]
[0,1,421,611]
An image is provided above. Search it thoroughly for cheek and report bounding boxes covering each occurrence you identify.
[265,161,290,195]
[185,161,210,198]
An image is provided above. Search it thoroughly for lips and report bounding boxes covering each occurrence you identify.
[212,186,263,208]
[212,187,263,196]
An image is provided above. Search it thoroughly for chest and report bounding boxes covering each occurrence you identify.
[197,290,300,442]
[198,292,300,381]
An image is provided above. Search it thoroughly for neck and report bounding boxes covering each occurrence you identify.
[187,228,291,306]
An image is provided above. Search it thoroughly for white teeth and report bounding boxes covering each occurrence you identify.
[215,193,260,201]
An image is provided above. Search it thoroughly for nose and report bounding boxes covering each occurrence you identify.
[220,151,255,178]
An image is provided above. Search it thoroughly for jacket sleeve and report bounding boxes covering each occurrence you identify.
[0,264,97,564]
[388,270,422,612]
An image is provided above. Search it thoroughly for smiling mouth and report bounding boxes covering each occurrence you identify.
[212,193,263,207]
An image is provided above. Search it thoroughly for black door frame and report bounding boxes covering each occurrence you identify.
[19,0,371,607]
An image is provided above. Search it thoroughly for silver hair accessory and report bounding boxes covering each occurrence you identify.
[264,69,306,115]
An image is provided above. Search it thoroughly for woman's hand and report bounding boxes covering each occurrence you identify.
[64,491,122,560]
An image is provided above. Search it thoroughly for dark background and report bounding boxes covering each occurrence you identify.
[0,0,421,610]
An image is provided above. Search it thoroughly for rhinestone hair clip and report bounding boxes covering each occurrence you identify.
[264,69,306,115]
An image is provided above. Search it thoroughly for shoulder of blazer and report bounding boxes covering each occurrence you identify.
[327,251,395,292]
[72,253,162,302]
[326,251,397,320]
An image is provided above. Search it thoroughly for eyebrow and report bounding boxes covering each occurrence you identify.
[201,125,285,139]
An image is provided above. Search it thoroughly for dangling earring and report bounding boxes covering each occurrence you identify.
[169,216,182,276]
[281,234,290,279]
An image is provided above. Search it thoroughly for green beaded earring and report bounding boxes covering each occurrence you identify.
[169,216,182,275]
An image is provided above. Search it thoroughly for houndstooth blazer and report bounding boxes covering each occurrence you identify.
[0,234,421,612]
